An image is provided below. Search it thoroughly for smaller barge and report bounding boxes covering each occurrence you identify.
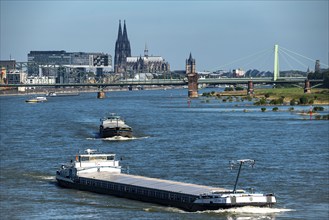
[56,149,276,212]
[99,114,132,138]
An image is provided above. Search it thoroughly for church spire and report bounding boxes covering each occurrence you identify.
[187,52,195,64]
[117,20,122,41]
[123,20,128,41]
[122,20,131,57]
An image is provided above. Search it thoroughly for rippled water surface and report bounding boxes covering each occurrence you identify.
[0,89,328,220]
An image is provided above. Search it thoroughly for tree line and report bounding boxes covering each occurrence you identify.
[307,70,329,88]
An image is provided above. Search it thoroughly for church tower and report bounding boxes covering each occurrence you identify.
[186,53,198,98]
[114,20,131,73]
[144,43,149,58]
[314,60,321,73]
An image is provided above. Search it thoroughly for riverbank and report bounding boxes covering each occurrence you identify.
[213,88,329,105]
[0,85,182,97]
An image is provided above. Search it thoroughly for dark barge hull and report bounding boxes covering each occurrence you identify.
[56,177,272,212]
[99,127,132,138]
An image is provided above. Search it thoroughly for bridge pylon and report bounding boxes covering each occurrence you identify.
[273,44,279,81]
[247,80,254,95]
[97,87,106,99]
[304,79,311,93]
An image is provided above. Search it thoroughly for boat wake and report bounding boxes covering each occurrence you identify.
[86,136,149,141]
[143,206,186,213]
[23,173,56,181]
[143,205,293,217]
[198,206,294,214]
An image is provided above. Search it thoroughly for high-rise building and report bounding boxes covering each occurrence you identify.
[233,68,245,78]
[114,20,131,73]
[27,51,111,76]
[28,51,111,68]
[27,51,111,83]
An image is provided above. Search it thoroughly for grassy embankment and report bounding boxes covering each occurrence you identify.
[217,88,329,105]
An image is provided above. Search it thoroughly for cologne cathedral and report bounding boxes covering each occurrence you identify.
[114,21,170,74]
[114,20,131,73]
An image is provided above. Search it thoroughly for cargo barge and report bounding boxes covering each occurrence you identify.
[56,149,276,212]
[99,114,132,138]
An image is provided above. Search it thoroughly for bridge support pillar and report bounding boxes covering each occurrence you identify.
[97,88,106,99]
[304,79,311,93]
[187,74,198,98]
[186,53,198,98]
[247,80,254,95]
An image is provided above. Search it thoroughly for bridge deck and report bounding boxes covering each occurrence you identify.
[0,77,315,88]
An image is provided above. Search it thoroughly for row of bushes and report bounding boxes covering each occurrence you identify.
[255,96,316,106]
[254,96,285,105]
[261,107,279,112]
[259,107,326,114]
[261,107,323,112]
[223,86,244,91]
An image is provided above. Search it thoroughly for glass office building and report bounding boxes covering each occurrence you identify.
[27,50,112,75]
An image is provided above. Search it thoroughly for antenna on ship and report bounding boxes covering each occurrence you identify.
[229,159,255,193]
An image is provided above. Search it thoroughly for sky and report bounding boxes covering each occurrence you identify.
[1,0,328,72]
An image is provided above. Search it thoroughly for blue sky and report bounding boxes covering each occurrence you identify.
[1,0,328,71]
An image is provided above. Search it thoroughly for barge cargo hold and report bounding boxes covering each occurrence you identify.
[56,149,276,212]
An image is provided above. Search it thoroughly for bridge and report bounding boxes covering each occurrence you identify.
[0,45,326,96]
[0,76,317,88]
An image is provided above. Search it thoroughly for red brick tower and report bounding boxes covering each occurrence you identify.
[186,53,198,98]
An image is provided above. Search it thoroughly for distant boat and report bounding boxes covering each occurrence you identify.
[99,113,133,138]
[47,92,79,97]
[25,96,47,103]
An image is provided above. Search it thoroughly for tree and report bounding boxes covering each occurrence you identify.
[323,70,329,88]
[308,70,329,88]
[299,96,308,105]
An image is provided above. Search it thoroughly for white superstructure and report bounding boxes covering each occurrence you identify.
[56,149,121,182]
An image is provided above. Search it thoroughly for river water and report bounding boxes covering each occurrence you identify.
[0,88,328,220]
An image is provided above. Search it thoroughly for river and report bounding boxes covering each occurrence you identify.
[0,88,328,220]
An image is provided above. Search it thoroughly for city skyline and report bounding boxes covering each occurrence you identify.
[1,0,328,72]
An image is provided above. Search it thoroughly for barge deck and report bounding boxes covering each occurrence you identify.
[79,171,229,196]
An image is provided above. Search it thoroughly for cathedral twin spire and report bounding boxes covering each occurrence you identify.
[114,20,170,74]
[114,20,131,73]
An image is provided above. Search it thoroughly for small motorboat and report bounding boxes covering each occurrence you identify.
[25,96,47,103]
